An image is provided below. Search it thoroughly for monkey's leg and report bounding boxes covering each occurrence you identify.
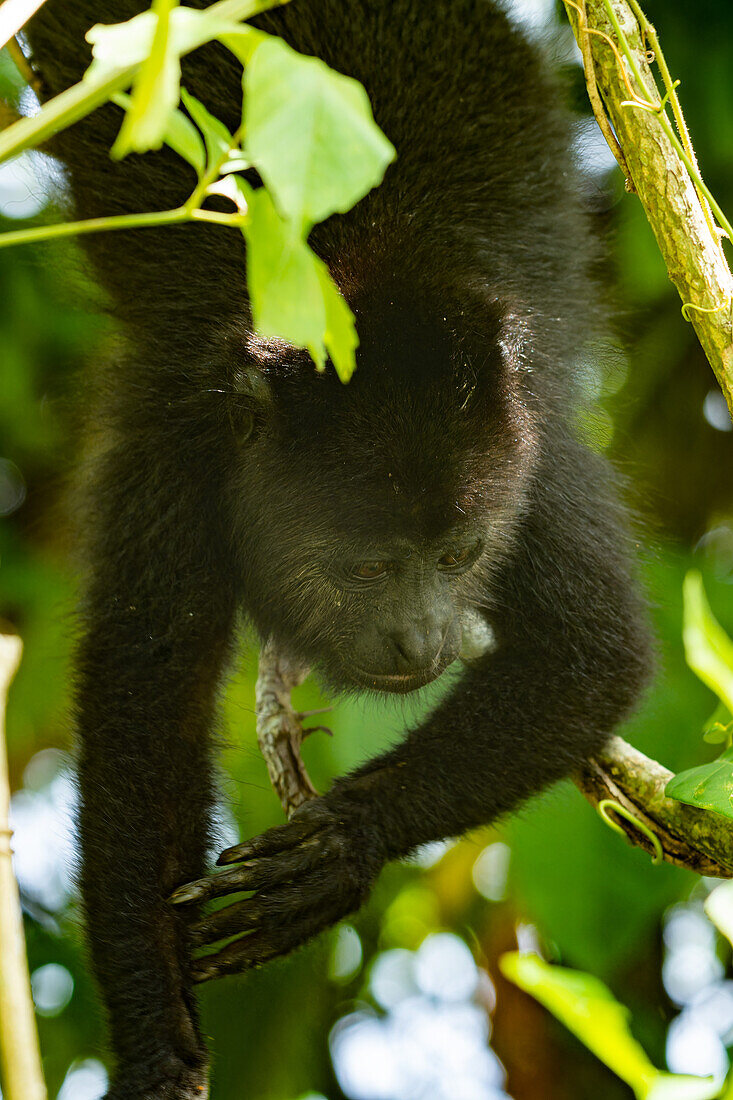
[76,405,236,1098]
[254,642,318,816]
[176,445,652,979]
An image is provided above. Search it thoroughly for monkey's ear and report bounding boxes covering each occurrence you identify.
[229,366,273,444]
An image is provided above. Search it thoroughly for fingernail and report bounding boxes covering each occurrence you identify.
[169,885,200,904]
[217,847,248,866]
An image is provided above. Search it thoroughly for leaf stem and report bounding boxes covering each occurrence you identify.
[0,205,188,249]
[189,208,246,226]
[185,123,246,210]
[0,0,48,50]
[0,201,250,249]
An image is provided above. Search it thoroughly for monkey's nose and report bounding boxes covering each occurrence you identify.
[390,620,447,672]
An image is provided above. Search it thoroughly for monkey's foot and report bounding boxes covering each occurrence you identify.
[170,797,384,982]
[255,643,319,817]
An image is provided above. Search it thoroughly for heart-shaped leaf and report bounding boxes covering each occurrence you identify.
[244,36,395,230]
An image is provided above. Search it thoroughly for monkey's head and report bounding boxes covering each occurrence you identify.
[225,297,539,694]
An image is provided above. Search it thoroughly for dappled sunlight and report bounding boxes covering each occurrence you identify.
[330,933,508,1100]
[10,749,77,912]
[664,900,733,1081]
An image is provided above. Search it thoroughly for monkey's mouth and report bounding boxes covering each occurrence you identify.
[351,665,444,694]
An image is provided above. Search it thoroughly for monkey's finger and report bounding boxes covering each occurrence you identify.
[188,883,327,949]
[216,805,330,866]
[188,838,343,930]
[169,862,266,906]
[191,898,343,982]
[192,930,281,981]
[188,897,264,947]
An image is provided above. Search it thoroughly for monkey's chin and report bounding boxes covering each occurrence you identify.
[349,666,446,694]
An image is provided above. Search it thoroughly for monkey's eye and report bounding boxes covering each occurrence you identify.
[352,560,389,580]
[439,543,480,571]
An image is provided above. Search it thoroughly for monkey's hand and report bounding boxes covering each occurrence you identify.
[170,796,385,982]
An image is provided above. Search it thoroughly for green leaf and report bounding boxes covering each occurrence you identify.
[665,746,733,818]
[500,953,719,1100]
[683,571,733,713]
[112,91,205,173]
[315,260,358,382]
[109,0,180,159]
[243,186,326,351]
[180,88,234,170]
[244,36,396,229]
[242,186,357,378]
[86,10,163,74]
[219,25,269,66]
[85,6,254,79]
[646,1081,726,1100]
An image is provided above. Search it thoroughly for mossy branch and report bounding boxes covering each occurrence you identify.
[563,0,733,418]
[574,736,733,878]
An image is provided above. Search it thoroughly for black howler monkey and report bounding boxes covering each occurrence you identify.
[26,1,652,1097]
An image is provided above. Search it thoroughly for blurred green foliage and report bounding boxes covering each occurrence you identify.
[2,1,733,1097]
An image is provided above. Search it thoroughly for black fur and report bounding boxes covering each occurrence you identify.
[26,2,652,1096]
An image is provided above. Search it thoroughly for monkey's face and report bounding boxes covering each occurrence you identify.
[238,512,493,695]
[228,376,529,696]
[317,530,485,693]
[226,300,537,694]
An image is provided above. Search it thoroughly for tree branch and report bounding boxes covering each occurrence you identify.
[574,736,733,878]
[563,0,733,416]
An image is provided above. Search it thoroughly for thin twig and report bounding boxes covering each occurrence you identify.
[0,0,48,51]
[0,634,47,1100]
[6,36,43,96]
[563,0,633,190]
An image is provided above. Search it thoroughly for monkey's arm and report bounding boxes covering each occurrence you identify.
[179,447,652,980]
[74,376,237,1098]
